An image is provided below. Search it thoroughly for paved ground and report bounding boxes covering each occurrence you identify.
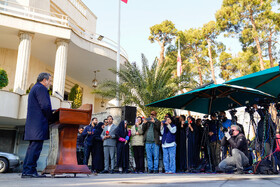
[0,173,280,187]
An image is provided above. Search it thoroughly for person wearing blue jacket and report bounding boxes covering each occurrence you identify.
[161,116,177,174]
[21,73,52,178]
[82,117,98,172]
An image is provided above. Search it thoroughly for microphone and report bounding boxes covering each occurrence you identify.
[55,91,64,100]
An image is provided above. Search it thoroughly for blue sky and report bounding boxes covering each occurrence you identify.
[83,0,241,76]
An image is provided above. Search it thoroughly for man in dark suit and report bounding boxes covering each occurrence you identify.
[21,72,52,178]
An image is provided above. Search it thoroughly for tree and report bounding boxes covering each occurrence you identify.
[92,54,190,117]
[69,84,83,109]
[148,20,177,64]
[257,9,280,67]
[216,0,274,70]
[0,68,8,89]
[165,42,199,89]
[219,49,268,81]
[178,29,209,86]
[201,21,224,84]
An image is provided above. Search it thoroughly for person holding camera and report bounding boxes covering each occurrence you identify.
[208,113,221,170]
[218,111,232,159]
[161,116,177,174]
[218,125,249,174]
[142,111,161,173]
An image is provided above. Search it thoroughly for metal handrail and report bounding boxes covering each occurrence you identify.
[0,0,68,26]
[0,0,129,59]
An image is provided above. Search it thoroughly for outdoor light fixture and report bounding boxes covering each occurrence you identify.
[97,35,104,41]
[101,97,105,107]
[92,70,100,88]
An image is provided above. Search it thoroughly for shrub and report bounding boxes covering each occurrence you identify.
[0,68,8,89]
[69,84,83,109]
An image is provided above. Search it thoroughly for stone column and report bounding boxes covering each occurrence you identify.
[13,31,34,94]
[52,39,69,100]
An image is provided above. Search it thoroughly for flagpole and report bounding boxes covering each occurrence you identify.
[116,0,121,107]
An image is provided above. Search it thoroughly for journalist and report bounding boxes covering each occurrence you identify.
[218,125,249,174]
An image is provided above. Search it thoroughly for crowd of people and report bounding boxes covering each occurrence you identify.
[20,73,279,178]
[77,110,257,175]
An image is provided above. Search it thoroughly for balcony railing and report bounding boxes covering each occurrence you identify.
[0,0,128,59]
[0,0,68,26]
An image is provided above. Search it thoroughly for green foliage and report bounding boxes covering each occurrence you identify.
[218,49,270,81]
[92,54,190,117]
[149,20,177,64]
[156,108,174,121]
[69,84,83,109]
[0,68,8,89]
[149,20,177,45]
[176,28,210,85]
[215,0,275,70]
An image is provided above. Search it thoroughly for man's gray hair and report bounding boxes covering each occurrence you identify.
[37,72,51,82]
[231,125,241,132]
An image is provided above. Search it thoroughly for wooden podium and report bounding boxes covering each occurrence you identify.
[42,104,92,177]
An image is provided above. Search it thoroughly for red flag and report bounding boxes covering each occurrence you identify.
[121,0,128,3]
[177,41,182,77]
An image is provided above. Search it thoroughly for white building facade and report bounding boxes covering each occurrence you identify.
[0,0,128,171]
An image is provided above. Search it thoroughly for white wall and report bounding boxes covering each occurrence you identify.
[52,0,97,34]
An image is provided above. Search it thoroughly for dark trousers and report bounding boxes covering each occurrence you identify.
[133,146,144,172]
[83,144,94,170]
[117,143,129,170]
[76,147,84,165]
[22,140,44,174]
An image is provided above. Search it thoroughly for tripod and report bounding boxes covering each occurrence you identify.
[200,122,213,172]
[245,107,258,141]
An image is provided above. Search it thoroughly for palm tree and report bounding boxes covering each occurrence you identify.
[93,54,190,117]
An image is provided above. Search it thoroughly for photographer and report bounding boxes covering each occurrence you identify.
[218,111,232,159]
[161,116,177,173]
[208,114,221,170]
[218,125,249,174]
[142,111,161,173]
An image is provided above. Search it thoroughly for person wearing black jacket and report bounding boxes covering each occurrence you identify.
[176,115,187,172]
[82,117,98,171]
[76,127,85,165]
[208,114,221,170]
[116,120,131,173]
[218,125,249,174]
[92,122,104,173]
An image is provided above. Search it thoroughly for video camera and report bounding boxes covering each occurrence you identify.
[245,105,255,115]
[222,127,233,136]
[201,114,210,127]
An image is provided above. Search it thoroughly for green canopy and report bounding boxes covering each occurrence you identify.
[225,66,280,97]
[146,84,274,114]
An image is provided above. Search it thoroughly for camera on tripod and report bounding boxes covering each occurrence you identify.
[245,105,255,114]
[201,115,210,128]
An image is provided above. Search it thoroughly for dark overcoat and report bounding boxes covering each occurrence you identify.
[24,82,52,140]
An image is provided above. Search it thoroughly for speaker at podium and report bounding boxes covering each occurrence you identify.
[121,106,136,125]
